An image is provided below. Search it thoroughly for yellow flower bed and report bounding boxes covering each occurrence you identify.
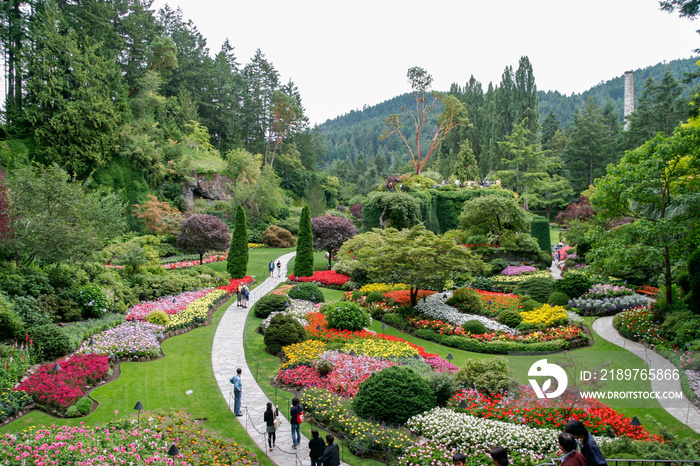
[520,304,568,328]
[281,340,327,369]
[359,283,411,294]
[248,243,267,249]
[167,289,227,329]
[490,270,552,284]
[344,338,419,359]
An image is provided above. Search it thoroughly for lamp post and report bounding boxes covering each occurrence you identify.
[52,363,61,374]
[134,400,143,425]
[167,443,179,457]
[446,353,454,361]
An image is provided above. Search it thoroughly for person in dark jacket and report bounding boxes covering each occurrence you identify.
[565,419,607,466]
[309,429,325,466]
[318,434,340,466]
[290,397,302,448]
[263,402,278,451]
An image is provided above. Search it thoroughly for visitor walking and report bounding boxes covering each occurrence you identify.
[263,402,279,451]
[290,397,303,448]
[229,368,242,416]
[276,260,282,277]
[565,419,608,466]
[268,260,275,277]
[240,284,249,308]
[318,434,340,466]
[453,452,467,465]
[309,429,325,466]
[236,284,242,307]
[558,432,586,466]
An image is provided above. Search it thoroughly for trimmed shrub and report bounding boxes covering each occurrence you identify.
[76,284,110,319]
[521,298,542,311]
[28,324,72,361]
[288,282,325,303]
[490,258,509,274]
[498,309,522,327]
[294,204,315,277]
[456,357,508,393]
[254,294,291,319]
[65,396,93,417]
[530,216,551,252]
[264,314,307,355]
[353,366,436,425]
[324,301,371,331]
[365,291,384,304]
[146,310,169,326]
[227,205,249,279]
[446,288,485,314]
[554,273,592,299]
[0,294,23,340]
[548,291,571,306]
[514,277,555,303]
[262,225,297,248]
[462,320,488,335]
[351,290,362,301]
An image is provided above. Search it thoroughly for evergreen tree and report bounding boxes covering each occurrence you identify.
[541,111,561,151]
[227,204,249,279]
[294,204,315,277]
[454,139,479,181]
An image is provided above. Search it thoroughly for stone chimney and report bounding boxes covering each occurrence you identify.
[623,71,634,130]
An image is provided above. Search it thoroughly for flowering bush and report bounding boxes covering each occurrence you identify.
[615,306,677,350]
[448,388,660,441]
[359,282,411,294]
[569,294,650,316]
[582,284,635,299]
[15,354,109,412]
[425,356,459,373]
[520,304,568,329]
[217,275,254,294]
[501,265,537,276]
[300,388,414,458]
[414,292,515,333]
[77,321,164,360]
[288,270,350,287]
[0,409,262,465]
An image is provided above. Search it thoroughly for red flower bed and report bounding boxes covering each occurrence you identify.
[15,354,109,412]
[288,270,350,286]
[449,388,661,441]
[218,275,254,294]
[382,289,436,305]
[472,289,522,314]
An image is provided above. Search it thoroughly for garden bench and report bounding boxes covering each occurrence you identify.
[636,285,659,296]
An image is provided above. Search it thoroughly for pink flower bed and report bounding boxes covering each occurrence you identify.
[125,289,213,321]
[288,270,350,287]
[162,253,227,269]
[501,265,537,276]
[279,351,397,397]
[15,354,109,412]
[425,356,459,373]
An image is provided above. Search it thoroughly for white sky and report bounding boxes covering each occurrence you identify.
[150,0,700,125]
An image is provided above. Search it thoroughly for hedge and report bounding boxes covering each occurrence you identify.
[412,328,570,354]
[530,216,551,252]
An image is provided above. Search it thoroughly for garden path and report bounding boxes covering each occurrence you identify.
[592,316,700,434]
[211,252,350,466]
[549,260,563,280]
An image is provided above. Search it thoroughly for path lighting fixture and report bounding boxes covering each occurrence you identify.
[630,416,642,426]
[459,400,468,409]
[316,324,323,331]
[443,293,447,300]
[446,353,454,361]
[381,323,387,330]
[311,295,316,301]
[167,444,179,456]
[53,363,61,373]
[134,400,143,425]
[89,338,95,346]
[349,350,357,357]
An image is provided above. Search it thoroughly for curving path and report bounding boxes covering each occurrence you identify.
[592,316,700,434]
[211,252,350,466]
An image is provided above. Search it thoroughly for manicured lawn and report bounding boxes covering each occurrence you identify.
[207,247,296,285]
[0,296,275,465]
[319,287,345,302]
[287,250,329,275]
[550,225,562,247]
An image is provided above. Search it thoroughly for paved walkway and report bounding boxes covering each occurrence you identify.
[592,316,700,434]
[211,252,350,466]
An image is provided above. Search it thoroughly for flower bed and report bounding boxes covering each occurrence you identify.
[568,294,649,316]
[397,442,461,466]
[15,354,109,413]
[259,299,315,332]
[300,388,414,459]
[359,282,411,294]
[271,284,295,295]
[449,388,660,441]
[162,253,227,269]
[217,275,254,294]
[473,289,522,315]
[343,338,420,359]
[520,304,568,328]
[501,265,537,276]
[126,289,213,321]
[0,342,34,391]
[490,270,551,285]
[281,340,328,369]
[581,284,635,299]
[383,290,436,305]
[166,289,227,329]
[414,292,515,333]
[76,321,164,360]
[288,270,350,287]
[0,390,32,422]
[0,409,262,465]
[614,306,675,349]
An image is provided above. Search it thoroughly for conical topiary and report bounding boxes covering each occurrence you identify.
[294,204,314,277]
[227,205,248,279]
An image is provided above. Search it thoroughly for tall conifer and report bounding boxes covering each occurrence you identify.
[227,205,249,279]
[294,204,314,277]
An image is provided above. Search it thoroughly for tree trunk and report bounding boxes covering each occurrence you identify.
[199,253,204,265]
[410,287,419,306]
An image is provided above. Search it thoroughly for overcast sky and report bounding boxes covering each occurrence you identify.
[151,0,699,125]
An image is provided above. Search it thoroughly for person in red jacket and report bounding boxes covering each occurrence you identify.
[559,432,587,466]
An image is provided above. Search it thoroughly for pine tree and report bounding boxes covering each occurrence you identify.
[227,205,249,279]
[454,139,479,181]
[294,204,315,277]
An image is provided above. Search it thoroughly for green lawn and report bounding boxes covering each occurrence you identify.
[286,250,329,275]
[206,247,296,285]
[550,225,563,247]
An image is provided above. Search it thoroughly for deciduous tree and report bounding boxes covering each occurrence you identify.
[133,195,184,236]
[176,214,230,264]
[311,215,358,269]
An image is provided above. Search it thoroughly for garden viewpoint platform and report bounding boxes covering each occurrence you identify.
[593,316,700,434]
[211,252,350,466]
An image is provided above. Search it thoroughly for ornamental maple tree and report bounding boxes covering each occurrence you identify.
[176,214,231,264]
[311,215,357,269]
